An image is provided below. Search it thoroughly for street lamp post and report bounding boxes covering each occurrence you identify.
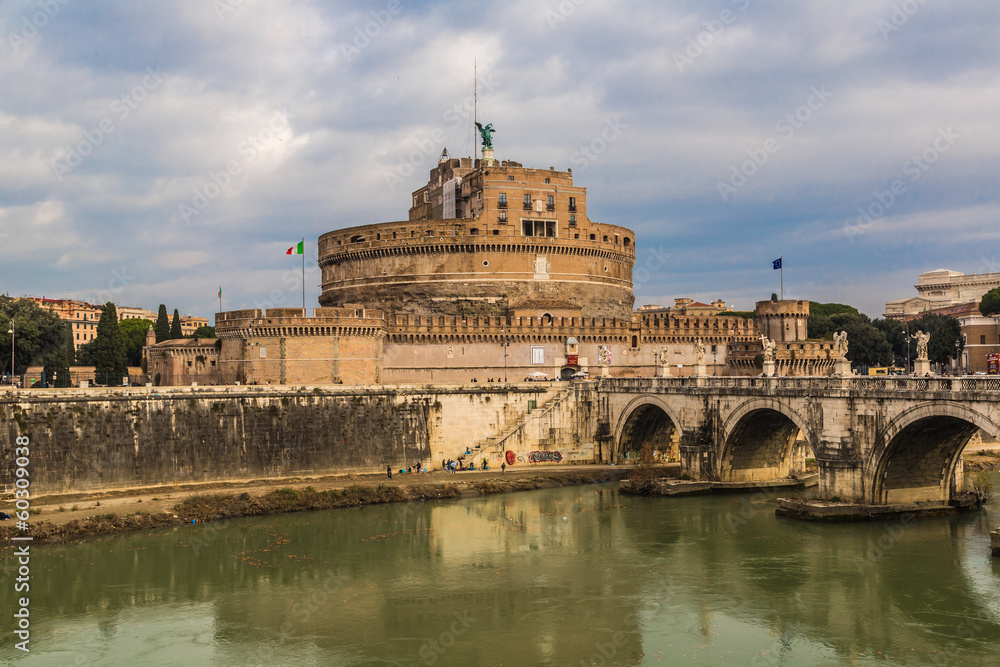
[8,318,13,388]
[955,338,961,375]
[904,322,910,376]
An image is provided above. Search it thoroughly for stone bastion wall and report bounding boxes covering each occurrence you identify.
[317,219,637,320]
[0,384,593,495]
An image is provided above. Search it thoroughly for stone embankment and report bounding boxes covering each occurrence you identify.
[992,528,1000,557]
[0,467,628,546]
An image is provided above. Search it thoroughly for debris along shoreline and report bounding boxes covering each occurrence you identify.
[0,468,629,547]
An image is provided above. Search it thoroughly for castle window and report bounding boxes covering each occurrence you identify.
[546,195,554,211]
[569,196,576,211]
[522,220,534,236]
[483,260,489,267]
[498,193,507,207]
[603,235,608,242]
[393,232,397,239]
[574,233,580,239]
[426,230,434,236]
[493,229,500,235]
[623,237,631,247]
[508,176,514,181]
[544,178,550,184]
[589,234,596,240]
[411,231,415,237]
[545,220,556,237]
[498,210,507,222]
[350,235,366,243]
[569,215,576,225]
[523,193,531,209]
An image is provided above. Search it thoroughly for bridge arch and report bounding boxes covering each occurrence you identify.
[613,395,683,464]
[720,398,818,482]
[868,402,999,505]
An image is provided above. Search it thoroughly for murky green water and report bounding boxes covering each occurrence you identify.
[2,475,999,666]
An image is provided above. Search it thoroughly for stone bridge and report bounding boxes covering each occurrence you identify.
[597,375,1000,506]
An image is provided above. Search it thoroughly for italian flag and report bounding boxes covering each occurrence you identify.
[286,241,303,255]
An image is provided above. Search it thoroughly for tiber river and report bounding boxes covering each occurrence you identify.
[2,474,999,666]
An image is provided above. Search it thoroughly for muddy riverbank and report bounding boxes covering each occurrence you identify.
[0,466,630,546]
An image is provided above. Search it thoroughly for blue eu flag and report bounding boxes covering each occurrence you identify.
[772,258,782,270]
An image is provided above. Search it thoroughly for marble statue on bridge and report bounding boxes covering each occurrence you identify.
[760,335,777,363]
[694,338,706,364]
[833,331,849,359]
[912,331,930,361]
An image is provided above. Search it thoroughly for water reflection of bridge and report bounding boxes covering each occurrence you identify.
[600,376,1000,505]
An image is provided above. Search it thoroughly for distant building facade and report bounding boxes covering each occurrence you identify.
[30,297,102,350]
[885,268,1000,320]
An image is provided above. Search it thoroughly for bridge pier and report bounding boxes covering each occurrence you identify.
[816,459,865,503]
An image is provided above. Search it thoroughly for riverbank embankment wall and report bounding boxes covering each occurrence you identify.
[0,384,595,495]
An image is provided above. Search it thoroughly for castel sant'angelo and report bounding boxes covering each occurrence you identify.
[148,132,837,386]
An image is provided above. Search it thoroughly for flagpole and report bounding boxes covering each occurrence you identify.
[780,256,783,300]
[301,238,305,310]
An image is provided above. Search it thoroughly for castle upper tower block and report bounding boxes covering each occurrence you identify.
[318,154,636,321]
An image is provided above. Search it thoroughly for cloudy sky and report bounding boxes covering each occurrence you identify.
[1,0,998,319]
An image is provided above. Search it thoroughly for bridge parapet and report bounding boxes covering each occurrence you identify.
[598,375,1000,397]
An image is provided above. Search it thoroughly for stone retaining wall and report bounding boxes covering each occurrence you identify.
[0,384,595,496]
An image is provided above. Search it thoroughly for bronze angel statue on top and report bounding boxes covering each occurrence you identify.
[475,122,496,149]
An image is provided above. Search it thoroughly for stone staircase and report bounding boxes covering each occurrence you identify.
[469,385,578,463]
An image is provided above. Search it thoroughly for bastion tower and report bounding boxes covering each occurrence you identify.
[318,150,636,321]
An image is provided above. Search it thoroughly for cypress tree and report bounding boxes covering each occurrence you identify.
[170,309,183,339]
[155,304,170,343]
[94,302,127,386]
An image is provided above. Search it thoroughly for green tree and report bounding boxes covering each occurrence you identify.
[154,304,170,343]
[0,296,72,379]
[170,309,183,339]
[979,287,1000,317]
[872,318,907,364]
[119,318,153,366]
[191,325,216,339]
[93,302,127,386]
[76,338,97,366]
[808,302,861,340]
[57,327,75,387]
[829,312,892,367]
[910,313,963,367]
[44,329,70,388]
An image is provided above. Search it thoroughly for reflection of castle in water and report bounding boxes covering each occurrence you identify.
[19,486,1000,663]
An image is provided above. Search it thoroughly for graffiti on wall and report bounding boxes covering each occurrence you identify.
[505,450,516,466]
[528,450,563,463]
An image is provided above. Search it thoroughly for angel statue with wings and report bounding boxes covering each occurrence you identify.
[475,122,496,150]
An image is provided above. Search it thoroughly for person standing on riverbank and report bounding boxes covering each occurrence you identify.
[386,465,392,480]
[501,462,506,475]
